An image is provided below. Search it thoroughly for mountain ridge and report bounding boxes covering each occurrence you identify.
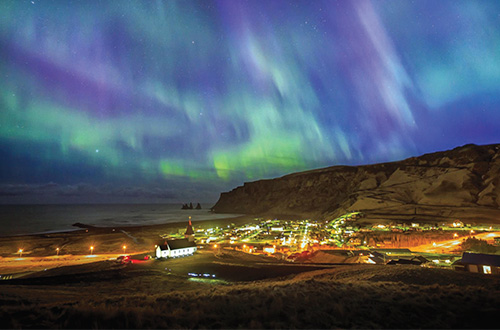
[212,143,500,223]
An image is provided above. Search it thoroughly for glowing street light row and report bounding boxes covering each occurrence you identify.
[16,244,130,257]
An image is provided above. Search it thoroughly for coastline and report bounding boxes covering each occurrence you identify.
[0,214,255,259]
[0,203,244,237]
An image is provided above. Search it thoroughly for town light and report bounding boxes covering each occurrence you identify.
[56,247,60,256]
[18,249,23,257]
[453,233,458,238]
[214,244,217,248]
[123,245,127,254]
[90,246,94,255]
[263,246,275,254]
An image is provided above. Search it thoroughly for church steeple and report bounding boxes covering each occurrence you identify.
[184,216,195,241]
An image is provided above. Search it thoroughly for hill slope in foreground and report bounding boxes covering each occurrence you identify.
[213,143,500,223]
[1,259,499,329]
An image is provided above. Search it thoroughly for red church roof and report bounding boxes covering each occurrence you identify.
[185,219,194,236]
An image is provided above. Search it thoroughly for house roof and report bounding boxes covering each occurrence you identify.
[461,252,500,267]
[387,258,421,265]
[368,256,385,264]
[412,255,430,263]
[158,238,196,251]
[320,250,354,256]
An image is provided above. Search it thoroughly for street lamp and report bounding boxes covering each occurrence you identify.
[56,247,60,256]
[123,245,127,254]
[18,249,23,258]
[90,246,94,255]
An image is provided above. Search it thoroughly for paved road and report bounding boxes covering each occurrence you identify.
[412,231,500,254]
[0,251,150,275]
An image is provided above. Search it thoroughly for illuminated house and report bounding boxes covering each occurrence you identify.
[156,239,197,258]
[454,252,500,274]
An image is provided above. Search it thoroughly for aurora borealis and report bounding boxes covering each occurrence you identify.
[1,0,500,203]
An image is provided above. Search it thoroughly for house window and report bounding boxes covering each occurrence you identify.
[483,265,492,274]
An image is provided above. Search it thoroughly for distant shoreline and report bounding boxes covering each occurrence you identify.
[0,214,252,238]
[0,203,243,237]
[0,213,256,258]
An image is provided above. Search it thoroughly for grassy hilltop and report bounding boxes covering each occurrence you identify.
[1,250,499,329]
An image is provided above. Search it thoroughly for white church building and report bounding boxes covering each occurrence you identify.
[156,238,197,258]
[155,218,197,259]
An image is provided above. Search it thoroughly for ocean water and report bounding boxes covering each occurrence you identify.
[0,204,241,237]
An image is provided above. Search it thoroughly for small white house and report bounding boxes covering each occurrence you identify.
[156,238,197,259]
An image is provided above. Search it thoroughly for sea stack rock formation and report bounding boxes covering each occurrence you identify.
[181,203,194,210]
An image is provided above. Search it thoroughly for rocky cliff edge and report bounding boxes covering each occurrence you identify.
[212,144,500,223]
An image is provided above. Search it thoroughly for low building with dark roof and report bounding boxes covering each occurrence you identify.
[455,252,500,274]
[156,238,197,259]
[387,258,422,265]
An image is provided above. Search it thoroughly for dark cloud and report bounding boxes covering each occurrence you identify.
[0,183,178,203]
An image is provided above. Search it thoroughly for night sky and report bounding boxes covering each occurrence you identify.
[1,0,500,204]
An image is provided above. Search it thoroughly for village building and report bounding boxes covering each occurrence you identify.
[155,219,197,259]
[156,238,197,258]
[453,252,500,274]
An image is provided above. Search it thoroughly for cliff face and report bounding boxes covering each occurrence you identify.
[212,144,500,222]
